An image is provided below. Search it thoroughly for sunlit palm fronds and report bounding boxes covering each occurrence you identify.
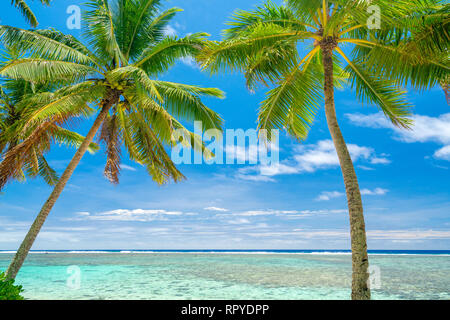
[0,47,99,190]
[199,0,437,140]
[11,0,51,27]
[1,0,224,187]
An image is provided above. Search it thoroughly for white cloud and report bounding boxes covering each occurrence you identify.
[346,112,392,129]
[230,209,346,217]
[225,143,279,164]
[358,165,375,171]
[348,112,450,144]
[347,112,450,161]
[76,209,183,222]
[163,25,177,37]
[120,164,137,172]
[434,145,450,160]
[179,56,199,68]
[236,174,276,182]
[259,163,299,176]
[400,114,450,144]
[76,212,90,216]
[316,191,345,201]
[316,188,388,201]
[237,209,300,216]
[294,140,373,172]
[237,139,390,181]
[246,229,450,240]
[370,157,391,164]
[204,207,229,212]
[227,218,251,225]
[360,188,389,196]
[367,229,450,240]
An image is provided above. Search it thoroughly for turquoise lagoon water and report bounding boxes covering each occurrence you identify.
[0,251,449,300]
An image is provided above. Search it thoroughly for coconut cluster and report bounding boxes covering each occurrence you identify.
[98,80,128,91]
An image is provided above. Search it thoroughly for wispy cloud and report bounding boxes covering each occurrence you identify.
[179,56,199,69]
[73,209,183,222]
[347,112,450,161]
[204,207,229,212]
[435,145,450,160]
[227,218,251,225]
[163,25,177,36]
[237,209,300,216]
[316,191,345,201]
[367,229,450,240]
[246,229,450,240]
[120,164,137,172]
[236,173,276,182]
[225,143,279,164]
[316,188,388,201]
[238,140,390,181]
[228,209,347,217]
[370,157,391,164]
[361,188,389,196]
[293,140,374,172]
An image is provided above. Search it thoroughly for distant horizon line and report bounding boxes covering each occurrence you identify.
[1,249,449,253]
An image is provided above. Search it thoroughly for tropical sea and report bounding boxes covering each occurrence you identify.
[0,250,449,300]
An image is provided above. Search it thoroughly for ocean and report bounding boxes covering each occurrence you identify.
[1,250,449,300]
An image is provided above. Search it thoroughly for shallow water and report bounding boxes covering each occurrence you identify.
[0,252,449,300]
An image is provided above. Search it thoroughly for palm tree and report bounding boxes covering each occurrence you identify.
[353,0,449,103]
[11,0,51,27]
[0,46,98,189]
[0,0,224,279]
[197,0,440,299]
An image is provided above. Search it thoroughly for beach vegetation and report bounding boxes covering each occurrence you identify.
[0,271,24,300]
[198,0,449,299]
[0,0,223,280]
[11,0,51,28]
[0,45,99,189]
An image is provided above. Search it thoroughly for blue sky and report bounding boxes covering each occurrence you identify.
[0,0,449,250]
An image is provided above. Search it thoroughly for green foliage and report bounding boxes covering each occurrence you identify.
[351,1,450,91]
[11,0,51,28]
[200,0,449,142]
[0,272,24,300]
[0,0,224,186]
[0,47,100,191]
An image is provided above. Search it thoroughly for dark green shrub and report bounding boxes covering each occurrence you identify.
[0,271,24,300]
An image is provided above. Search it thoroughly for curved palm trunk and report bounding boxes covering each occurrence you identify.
[441,82,449,105]
[322,46,371,300]
[5,97,117,280]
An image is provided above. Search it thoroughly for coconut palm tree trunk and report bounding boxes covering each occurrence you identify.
[322,45,371,300]
[5,95,117,280]
[441,81,449,105]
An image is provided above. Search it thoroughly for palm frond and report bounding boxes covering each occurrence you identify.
[225,1,311,39]
[135,33,210,75]
[11,0,39,27]
[199,23,314,74]
[0,26,99,67]
[126,108,185,185]
[0,59,98,83]
[258,57,323,141]
[83,0,127,67]
[336,47,413,129]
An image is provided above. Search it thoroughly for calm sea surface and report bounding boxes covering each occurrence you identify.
[0,250,448,300]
